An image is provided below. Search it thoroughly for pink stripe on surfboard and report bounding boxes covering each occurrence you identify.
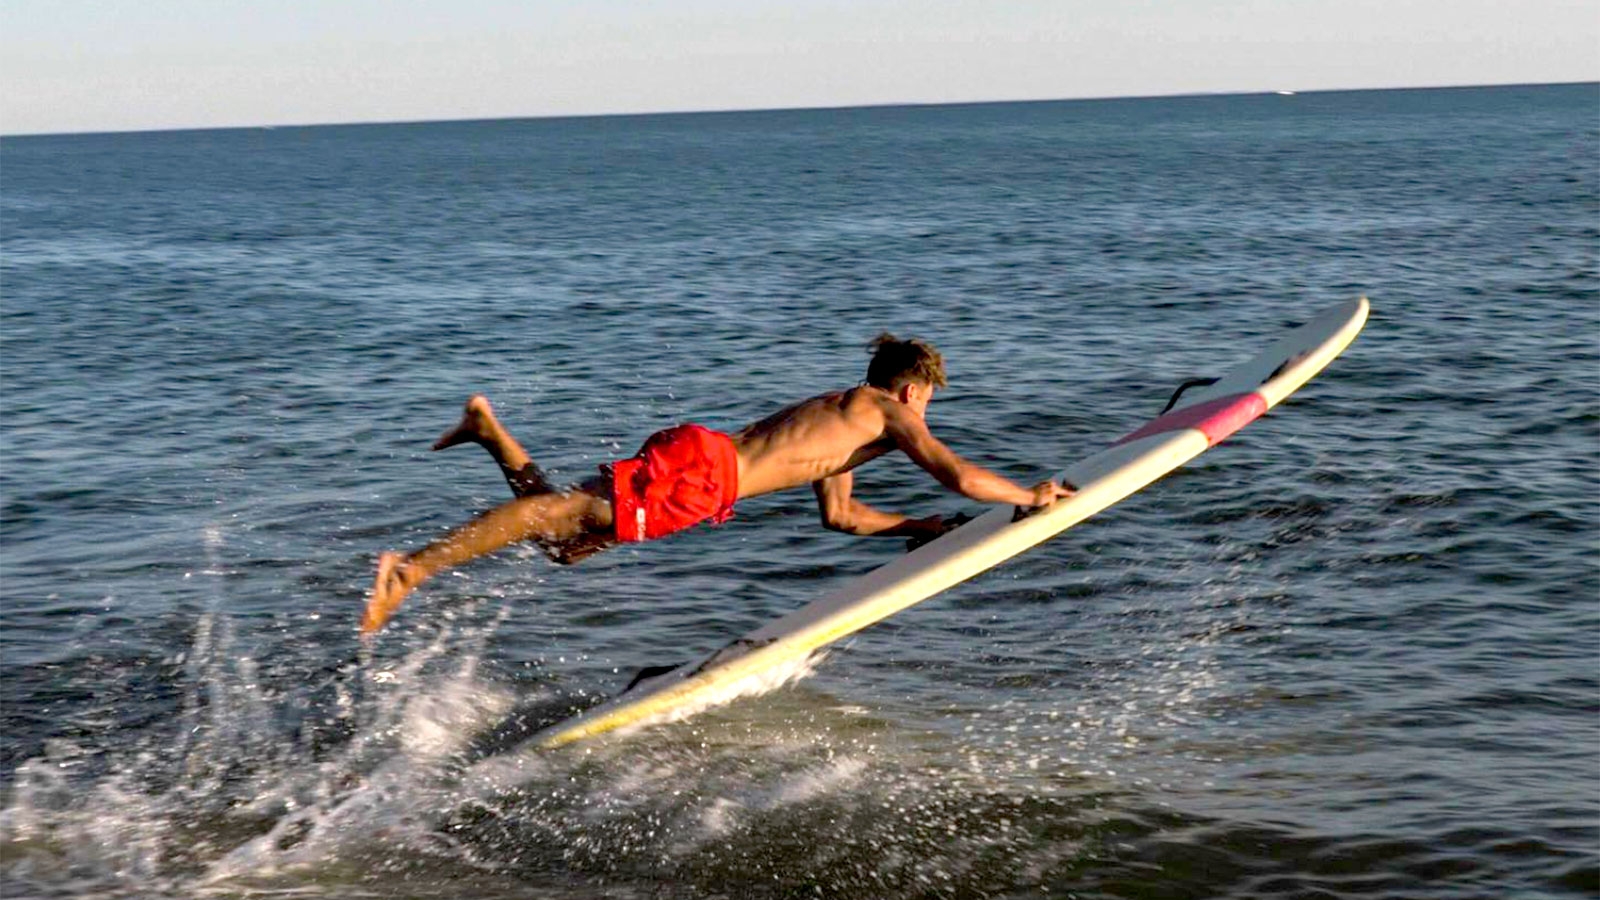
[1111,391,1268,448]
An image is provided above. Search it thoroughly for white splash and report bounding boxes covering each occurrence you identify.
[605,648,827,739]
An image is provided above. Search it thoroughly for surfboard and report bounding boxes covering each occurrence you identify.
[535,297,1370,749]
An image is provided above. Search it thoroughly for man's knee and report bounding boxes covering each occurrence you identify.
[578,492,615,530]
[544,535,613,565]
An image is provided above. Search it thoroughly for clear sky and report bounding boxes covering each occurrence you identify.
[3,0,1596,135]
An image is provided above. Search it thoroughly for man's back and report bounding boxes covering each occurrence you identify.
[731,387,899,497]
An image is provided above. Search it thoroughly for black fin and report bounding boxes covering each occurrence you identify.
[1160,377,1220,414]
[622,663,682,693]
[689,638,777,676]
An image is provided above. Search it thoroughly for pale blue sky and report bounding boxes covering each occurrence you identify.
[3,0,1596,134]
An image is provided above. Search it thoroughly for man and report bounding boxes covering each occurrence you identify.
[362,334,1074,633]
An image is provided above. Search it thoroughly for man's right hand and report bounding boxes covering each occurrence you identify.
[1027,480,1075,507]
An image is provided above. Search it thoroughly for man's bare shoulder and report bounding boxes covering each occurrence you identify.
[836,384,896,416]
[737,387,878,436]
[809,386,909,434]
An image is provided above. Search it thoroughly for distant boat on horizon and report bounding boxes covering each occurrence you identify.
[1276,90,1297,96]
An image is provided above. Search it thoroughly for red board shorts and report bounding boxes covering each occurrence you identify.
[608,424,740,543]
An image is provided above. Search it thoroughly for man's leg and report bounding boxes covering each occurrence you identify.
[432,395,614,565]
[433,395,554,497]
[362,486,614,634]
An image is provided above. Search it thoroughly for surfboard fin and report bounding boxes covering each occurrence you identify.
[689,638,777,675]
[622,663,683,692]
[620,638,781,694]
[1160,377,1220,413]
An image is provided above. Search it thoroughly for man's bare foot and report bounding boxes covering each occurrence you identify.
[361,552,416,634]
[432,395,499,451]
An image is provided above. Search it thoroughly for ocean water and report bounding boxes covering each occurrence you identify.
[1,83,1596,899]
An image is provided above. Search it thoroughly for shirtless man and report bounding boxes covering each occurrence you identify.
[362,334,1074,633]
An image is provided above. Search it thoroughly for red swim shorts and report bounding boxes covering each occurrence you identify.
[609,424,740,543]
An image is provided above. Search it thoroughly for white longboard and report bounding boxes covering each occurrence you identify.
[535,298,1370,748]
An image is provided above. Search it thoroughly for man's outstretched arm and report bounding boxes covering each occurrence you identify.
[884,405,1073,508]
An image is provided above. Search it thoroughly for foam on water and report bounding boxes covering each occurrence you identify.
[0,589,1161,898]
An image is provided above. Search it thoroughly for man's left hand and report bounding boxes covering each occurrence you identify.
[906,512,975,552]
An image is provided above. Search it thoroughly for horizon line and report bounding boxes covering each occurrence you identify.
[3,79,1594,140]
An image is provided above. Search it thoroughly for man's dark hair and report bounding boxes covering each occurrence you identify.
[865,333,947,390]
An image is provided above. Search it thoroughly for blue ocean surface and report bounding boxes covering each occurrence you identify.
[1,84,1596,899]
